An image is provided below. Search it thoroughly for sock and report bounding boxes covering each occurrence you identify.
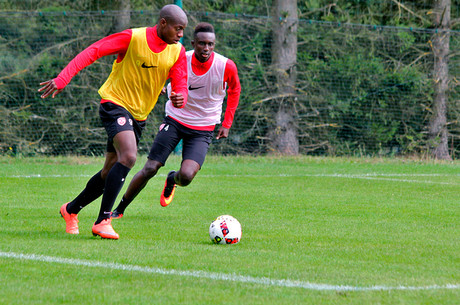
[167,171,176,185]
[95,162,131,224]
[67,170,105,214]
[114,196,132,215]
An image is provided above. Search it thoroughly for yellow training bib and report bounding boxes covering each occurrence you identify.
[98,27,182,121]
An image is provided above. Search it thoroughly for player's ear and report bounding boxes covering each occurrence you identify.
[191,40,195,47]
[159,18,167,28]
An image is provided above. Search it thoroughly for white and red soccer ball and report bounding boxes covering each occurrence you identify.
[209,215,242,245]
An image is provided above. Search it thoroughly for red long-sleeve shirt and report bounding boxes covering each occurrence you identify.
[54,26,188,112]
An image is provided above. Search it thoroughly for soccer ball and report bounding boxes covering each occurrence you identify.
[209,215,242,244]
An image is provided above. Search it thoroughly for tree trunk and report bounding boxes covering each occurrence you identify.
[269,0,299,155]
[428,0,452,160]
[112,0,131,33]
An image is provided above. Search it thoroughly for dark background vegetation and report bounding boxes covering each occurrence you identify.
[0,1,459,158]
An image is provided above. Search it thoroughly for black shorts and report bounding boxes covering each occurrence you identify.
[99,102,146,152]
[148,116,213,167]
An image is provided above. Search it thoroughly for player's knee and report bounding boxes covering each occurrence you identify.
[178,169,196,186]
[119,153,137,168]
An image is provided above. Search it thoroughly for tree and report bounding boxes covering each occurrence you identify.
[112,0,131,33]
[269,0,299,155]
[428,0,452,160]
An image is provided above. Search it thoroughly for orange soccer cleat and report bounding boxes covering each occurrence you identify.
[160,171,177,207]
[60,202,79,234]
[92,219,119,239]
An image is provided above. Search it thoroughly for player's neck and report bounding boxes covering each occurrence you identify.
[191,52,214,76]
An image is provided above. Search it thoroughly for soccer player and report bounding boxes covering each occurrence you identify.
[38,5,188,239]
[111,22,241,218]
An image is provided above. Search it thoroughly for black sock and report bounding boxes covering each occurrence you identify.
[67,170,105,214]
[95,162,131,224]
[114,196,132,215]
[167,171,176,185]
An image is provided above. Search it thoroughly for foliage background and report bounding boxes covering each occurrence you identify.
[0,0,459,157]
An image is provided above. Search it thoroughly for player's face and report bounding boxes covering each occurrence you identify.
[158,18,187,44]
[192,32,216,63]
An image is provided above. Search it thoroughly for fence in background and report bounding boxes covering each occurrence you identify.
[1,10,459,157]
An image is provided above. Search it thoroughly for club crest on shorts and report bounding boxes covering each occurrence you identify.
[117,117,126,126]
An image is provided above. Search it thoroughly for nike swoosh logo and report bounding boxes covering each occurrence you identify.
[142,63,157,68]
[188,85,205,91]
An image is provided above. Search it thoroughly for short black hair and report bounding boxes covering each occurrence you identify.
[194,22,215,38]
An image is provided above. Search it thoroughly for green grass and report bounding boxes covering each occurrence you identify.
[0,155,459,304]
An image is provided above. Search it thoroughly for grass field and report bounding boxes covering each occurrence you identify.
[0,155,459,304]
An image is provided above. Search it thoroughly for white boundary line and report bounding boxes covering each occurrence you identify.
[1,251,458,292]
[3,173,459,185]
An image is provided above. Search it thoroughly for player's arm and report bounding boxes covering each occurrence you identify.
[38,30,132,99]
[168,46,188,108]
[216,59,241,139]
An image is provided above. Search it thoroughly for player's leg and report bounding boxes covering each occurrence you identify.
[92,131,136,239]
[100,151,119,179]
[175,159,200,186]
[161,125,212,206]
[65,152,117,214]
[112,159,163,218]
[176,126,213,186]
[92,102,142,239]
[113,116,180,216]
[60,144,118,235]
[100,131,137,216]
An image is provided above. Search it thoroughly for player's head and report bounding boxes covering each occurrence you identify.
[157,4,188,44]
[191,22,216,63]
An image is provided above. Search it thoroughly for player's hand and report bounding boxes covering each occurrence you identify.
[38,79,63,99]
[216,126,229,140]
[160,87,167,95]
[170,91,184,108]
